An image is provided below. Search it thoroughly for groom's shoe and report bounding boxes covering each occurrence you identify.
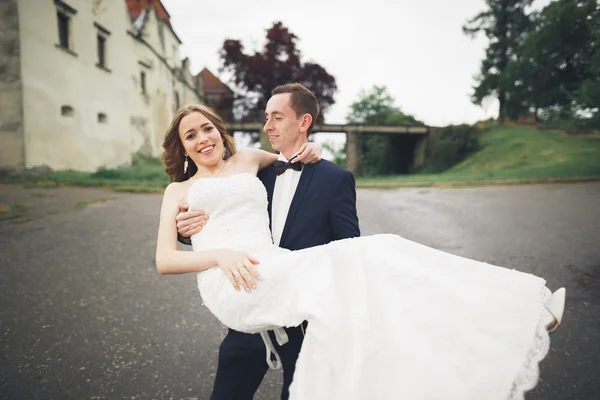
[546,287,566,333]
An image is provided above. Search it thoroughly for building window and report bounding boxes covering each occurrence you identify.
[57,12,69,48]
[94,22,111,71]
[61,105,74,116]
[98,113,107,123]
[97,35,106,67]
[54,0,77,53]
[138,60,151,97]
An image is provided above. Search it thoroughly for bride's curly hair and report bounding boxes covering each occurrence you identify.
[162,104,236,182]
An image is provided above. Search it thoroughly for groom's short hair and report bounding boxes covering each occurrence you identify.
[272,83,320,135]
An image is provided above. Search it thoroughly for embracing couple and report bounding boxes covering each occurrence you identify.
[155,83,566,399]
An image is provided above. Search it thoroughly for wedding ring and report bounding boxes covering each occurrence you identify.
[232,270,240,277]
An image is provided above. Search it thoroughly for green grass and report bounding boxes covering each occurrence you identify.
[357,125,600,187]
[0,153,170,192]
[0,204,27,220]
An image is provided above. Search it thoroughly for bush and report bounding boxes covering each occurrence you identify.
[91,167,122,179]
[361,135,421,176]
[131,152,163,167]
[422,124,481,173]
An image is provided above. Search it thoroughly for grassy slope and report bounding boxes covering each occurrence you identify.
[356,125,600,185]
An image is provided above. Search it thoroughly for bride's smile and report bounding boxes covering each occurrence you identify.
[179,111,225,170]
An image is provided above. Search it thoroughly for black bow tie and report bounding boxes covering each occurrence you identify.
[274,160,303,175]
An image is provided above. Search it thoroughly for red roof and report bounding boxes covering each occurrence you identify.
[125,0,170,21]
[200,68,232,94]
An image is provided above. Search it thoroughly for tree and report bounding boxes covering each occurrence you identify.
[463,0,535,123]
[577,5,600,129]
[508,0,599,127]
[347,86,424,176]
[570,0,600,129]
[219,22,337,128]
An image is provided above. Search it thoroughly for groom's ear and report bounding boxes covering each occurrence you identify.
[300,113,312,134]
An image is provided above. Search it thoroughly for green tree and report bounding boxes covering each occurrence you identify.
[321,141,346,166]
[463,0,535,123]
[573,0,600,129]
[347,86,424,176]
[508,0,599,127]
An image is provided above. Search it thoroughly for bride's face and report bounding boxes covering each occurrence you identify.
[179,111,224,169]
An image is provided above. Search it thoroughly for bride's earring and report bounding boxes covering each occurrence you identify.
[222,147,227,160]
[183,156,188,174]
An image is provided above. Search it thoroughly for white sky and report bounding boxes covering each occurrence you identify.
[161,0,550,127]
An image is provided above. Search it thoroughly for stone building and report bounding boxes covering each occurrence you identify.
[0,0,203,172]
[199,67,234,123]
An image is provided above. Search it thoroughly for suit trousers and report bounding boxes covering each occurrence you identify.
[210,322,308,400]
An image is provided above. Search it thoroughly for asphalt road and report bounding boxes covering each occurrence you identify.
[1,182,598,400]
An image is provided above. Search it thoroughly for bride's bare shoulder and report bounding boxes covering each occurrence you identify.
[163,181,190,199]
[225,148,262,171]
[231,147,253,161]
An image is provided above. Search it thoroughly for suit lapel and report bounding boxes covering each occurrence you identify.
[279,164,317,246]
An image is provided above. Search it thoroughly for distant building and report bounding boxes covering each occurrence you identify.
[199,68,234,122]
[0,0,203,172]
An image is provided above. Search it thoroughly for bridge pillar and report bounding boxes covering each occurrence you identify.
[410,135,427,171]
[345,131,363,177]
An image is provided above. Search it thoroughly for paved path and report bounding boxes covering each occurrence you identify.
[1,182,598,399]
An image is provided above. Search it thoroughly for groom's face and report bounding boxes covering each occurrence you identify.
[264,93,305,157]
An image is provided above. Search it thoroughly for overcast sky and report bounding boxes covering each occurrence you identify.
[161,0,551,127]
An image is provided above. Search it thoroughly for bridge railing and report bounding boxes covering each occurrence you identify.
[225,122,429,135]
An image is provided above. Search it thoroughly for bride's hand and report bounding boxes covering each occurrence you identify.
[293,142,322,164]
[215,249,261,292]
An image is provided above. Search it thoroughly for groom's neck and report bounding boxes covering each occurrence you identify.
[280,138,308,161]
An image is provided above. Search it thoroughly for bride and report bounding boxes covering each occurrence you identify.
[155,104,565,400]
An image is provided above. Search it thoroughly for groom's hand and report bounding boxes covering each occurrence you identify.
[177,199,208,238]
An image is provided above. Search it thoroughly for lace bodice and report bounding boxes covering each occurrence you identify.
[186,173,274,253]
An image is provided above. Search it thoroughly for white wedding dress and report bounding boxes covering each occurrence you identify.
[187,173,553,400]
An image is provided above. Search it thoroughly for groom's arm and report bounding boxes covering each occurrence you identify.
[329,170,360,240]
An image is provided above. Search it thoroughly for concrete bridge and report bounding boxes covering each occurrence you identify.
[226,122,430,176]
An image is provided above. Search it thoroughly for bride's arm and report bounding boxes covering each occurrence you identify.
[155,183,261,290]
[155,183,220,274]
[239,142,323,171]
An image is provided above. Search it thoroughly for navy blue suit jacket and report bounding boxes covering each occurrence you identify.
[257,159,361,250]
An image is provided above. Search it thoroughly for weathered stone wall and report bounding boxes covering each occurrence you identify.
[18,0,132,171]
[0,0,203,172]
[128,7,202,157]
[0,0,24,170]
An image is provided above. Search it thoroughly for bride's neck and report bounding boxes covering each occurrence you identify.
[194,159,226,178]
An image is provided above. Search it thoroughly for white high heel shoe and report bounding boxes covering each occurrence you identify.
[545,287,566,333]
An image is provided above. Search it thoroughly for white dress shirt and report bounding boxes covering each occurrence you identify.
[271,153,303,246]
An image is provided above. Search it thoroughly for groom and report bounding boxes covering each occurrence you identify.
[176,83,360,399]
